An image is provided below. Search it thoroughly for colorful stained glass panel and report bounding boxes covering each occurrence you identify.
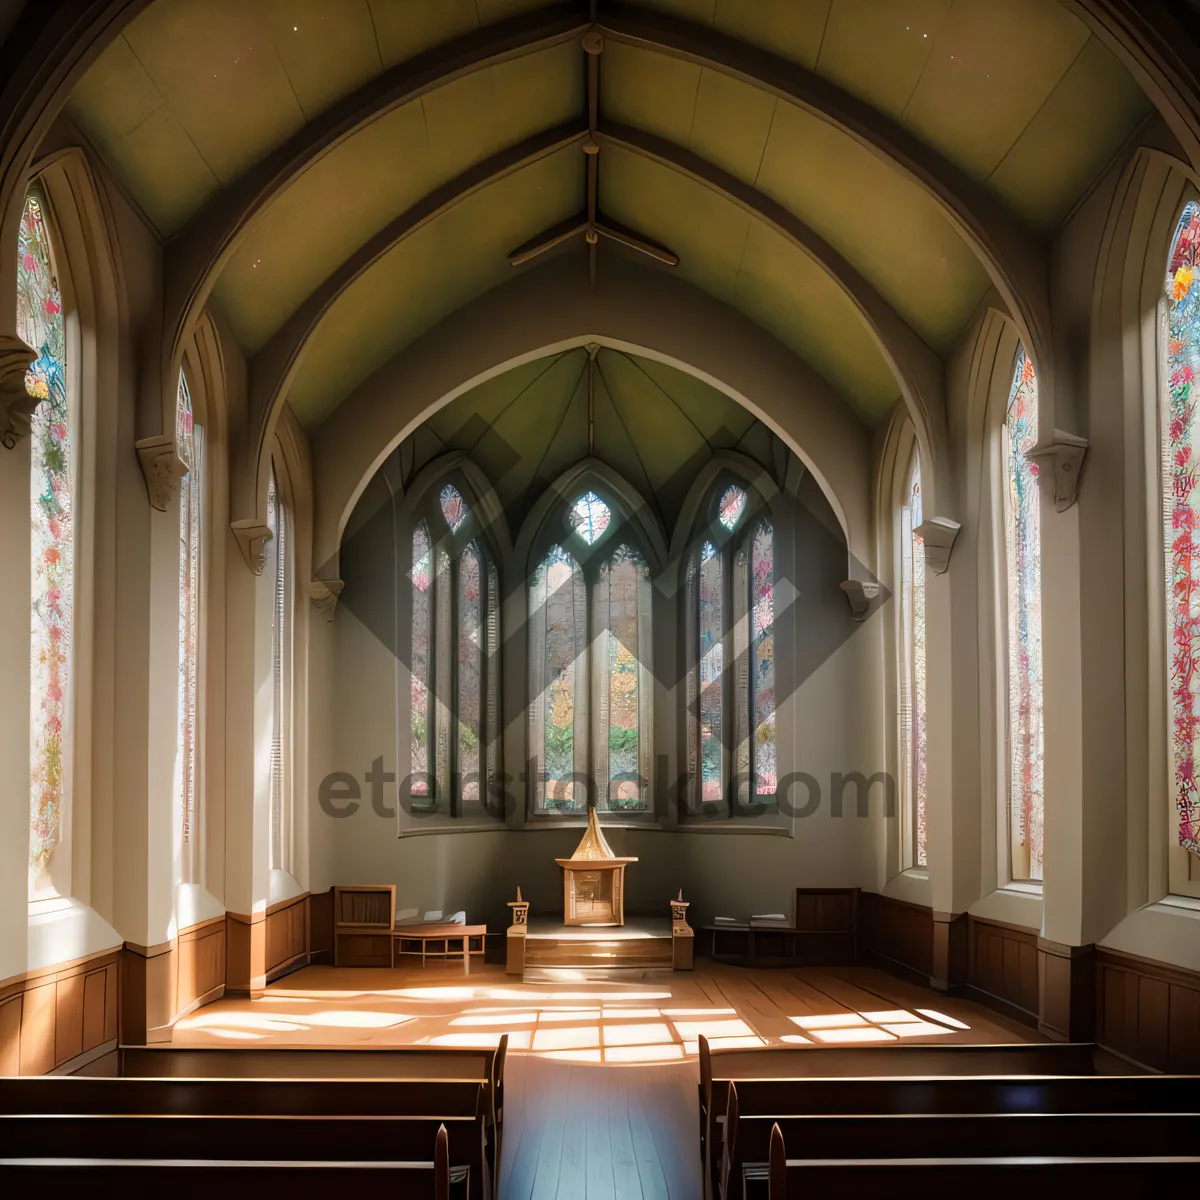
[458,546,483,804]
[718,485,747,531]
[20,191,71,875]
[699,540,723,803]
[541,545,581,809]
[1004,353,1044,880]
[1164,200,1200,856]
[908,459,927,867]
[411,522,432,798]
[569,491,611,544]
[177,373,202,876]
[439,483,467,532]
[751,523,776,796]
[606,545,646,809]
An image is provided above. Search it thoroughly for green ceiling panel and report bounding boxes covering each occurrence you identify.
[600,41,702,148]
[712,0,831,71]
[900,0,1090,180]
[600,146,897,421]
[216,42,582,353]
[631,0,719,25]
[988,35,1152,230]
[816,0,952,118]
[291,148,581,429]
[754,99,989,352]
[367,0,482,68]
[688,69,777,185]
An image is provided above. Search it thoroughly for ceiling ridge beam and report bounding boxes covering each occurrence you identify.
[597,121,947,504]
[163,3,589,404]
[597,0,1053,490]
[243,121,588,508]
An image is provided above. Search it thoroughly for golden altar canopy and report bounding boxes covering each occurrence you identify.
[555,808,638,926]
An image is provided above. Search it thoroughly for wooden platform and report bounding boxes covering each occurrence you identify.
[522,917,674,975]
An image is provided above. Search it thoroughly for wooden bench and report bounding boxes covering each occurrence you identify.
[0,1122,457,1199]
[725,1089,1198,1198]
[116,1036,509,1197]
[764,1123,1199,1198]
[698,1036,1099,1194]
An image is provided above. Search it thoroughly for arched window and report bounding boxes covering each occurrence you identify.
[530,489,653,814]
[685,482,775,813]
[406,481,499,813]
[267,471,293,871]
[1003,352,1044,881]
[899,453,927,868]
[176,371,203,882]
[1163,201,1200,861]
[19,188,73,892]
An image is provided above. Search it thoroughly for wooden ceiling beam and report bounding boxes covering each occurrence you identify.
[162,3,589,420]
[595,122,945,506]
[240,121,588,524]
[596,0,1053,473]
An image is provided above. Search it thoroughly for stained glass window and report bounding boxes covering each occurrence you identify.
[440,483,467,533]
[458,545,483,804]
[177,372,203,881]
[900,454,927,868]
[698,540,723,803]
[410,521,432,798]
[407,484,498,813]
[533,544,585,811]
[718,485,747,531]
[1163,201,1200,857]
[569,491,611,544]
[1004,352,1044,881]
[20,190,72,879]
[597,544,651,811]
[751,523,777,797]
[268,473,293,872]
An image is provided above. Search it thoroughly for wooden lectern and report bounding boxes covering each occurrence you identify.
[556,807,637,926]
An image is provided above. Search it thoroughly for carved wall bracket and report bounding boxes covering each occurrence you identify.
[840,579,882,621]
[134,435,188,511]
[231,519,273,575]
[0,332,39,449]
[307,577,344,621]
[1029,431,1088,512]
[915,516,961,574]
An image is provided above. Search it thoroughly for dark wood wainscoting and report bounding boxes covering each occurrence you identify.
[265,893,310,982]
[0,947,119,1075]
[1095,948,1200,1072]
[859,893,933,980]
[966,917,1040,1024]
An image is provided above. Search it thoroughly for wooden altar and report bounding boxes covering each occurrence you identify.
[555,807,637,926]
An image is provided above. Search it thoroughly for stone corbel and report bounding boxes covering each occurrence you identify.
[134,435,188,511]
[1028,431,1087,513]
[0,332,38,449]
[840,579,881,621]
[230,519,273,575]
[914,517,961,575]
[307,578,344,621]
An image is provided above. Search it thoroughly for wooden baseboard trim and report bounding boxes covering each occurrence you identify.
[48,1037,118,1076]
[265,951,309,984]
[958,983,1039,1029]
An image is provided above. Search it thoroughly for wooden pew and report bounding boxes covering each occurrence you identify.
[764,1122,1200,1198]
[725,1097,1198,1197]
[697,1035,1099,1195]
[0,1121,457,1199]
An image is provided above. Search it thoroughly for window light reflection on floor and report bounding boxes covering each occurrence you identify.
[601,1022,673,1047]
[879,1021,953,1038]
[531,1025,601,1051]
[670,1018,754,1040]
[917,1008,971,1030]
[604,1043,685,1062]
[791,1013,868,1029]
[809,1026,895,1044]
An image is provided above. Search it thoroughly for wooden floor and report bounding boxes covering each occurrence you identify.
[172,959,1034,1059]
[167,961,1036,1199]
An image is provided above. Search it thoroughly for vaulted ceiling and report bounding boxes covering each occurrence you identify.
[64,0,1152,431]
[377,344,799,537]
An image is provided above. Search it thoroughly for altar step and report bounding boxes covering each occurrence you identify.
[522,934,674,973]
[523,966,675,983]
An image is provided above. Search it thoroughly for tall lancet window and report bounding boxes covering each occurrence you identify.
[1003,352,1044,881]
[406,482,499,813]
[20,189,73,888]
[177,372,203,882]
[685,482,775,813]
[1163,201,1200,859]
[267,473,293,872]
[899,454,927,867]
[530,490,653,815]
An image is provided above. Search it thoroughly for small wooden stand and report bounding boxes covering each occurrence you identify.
[507,887,530,976]
[333,884,395,967]
[555,807,637,926]
[671,889,694,970]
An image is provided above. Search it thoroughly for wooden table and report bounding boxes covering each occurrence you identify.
[393,923,487,975]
